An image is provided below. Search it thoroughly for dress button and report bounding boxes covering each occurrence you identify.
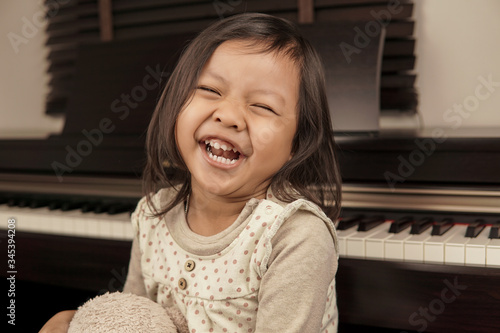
[178,278,187,290]
[184,259,196,272]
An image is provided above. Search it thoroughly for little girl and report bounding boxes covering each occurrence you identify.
[41,12,341,333]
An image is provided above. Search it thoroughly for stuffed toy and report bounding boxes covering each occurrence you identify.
[68,292,189,333]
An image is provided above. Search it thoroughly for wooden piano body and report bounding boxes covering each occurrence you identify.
[1,20,500,333]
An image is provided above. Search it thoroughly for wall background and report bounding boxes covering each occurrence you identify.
[1,0,499,138]
[0,1,64,138]
[413,0,500,129]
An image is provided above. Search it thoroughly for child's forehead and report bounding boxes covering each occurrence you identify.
[199,41,299,84]
[211,39,295,62]
[202,39,299,76]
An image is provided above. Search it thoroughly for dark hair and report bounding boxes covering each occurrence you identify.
[143,12,341,220]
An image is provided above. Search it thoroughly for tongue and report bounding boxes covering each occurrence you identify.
[211,146,239,160]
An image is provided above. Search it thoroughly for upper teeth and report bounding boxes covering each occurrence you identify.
[205,140,238,153]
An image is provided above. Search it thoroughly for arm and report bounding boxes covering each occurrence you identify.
[123,195,148,296]
[39,310,76,333]
[255,211,337,333]
[123,235,147,296]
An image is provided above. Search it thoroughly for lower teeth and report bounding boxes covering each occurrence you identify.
[207,146,237,165]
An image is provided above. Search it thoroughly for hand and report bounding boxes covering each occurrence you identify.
[39,310,76,333]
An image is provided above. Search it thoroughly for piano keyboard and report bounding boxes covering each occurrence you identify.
[2,203,499,268]
[1,177,499,268]
[0,173,140,241]
[337,214,500,267]
[0,204,134,240]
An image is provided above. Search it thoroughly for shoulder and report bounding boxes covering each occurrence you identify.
[264,197,338,267]
[131,187,178,226]
[269,194,337,247]
[274,207,336,250]
[134,187,177,214]
[264,202,338,276]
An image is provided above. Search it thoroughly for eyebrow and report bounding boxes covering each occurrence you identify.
[203,71,286,105]
[203,71,227,84]
[249,88,286,105]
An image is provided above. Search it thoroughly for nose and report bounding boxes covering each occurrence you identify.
[212,101,246,131]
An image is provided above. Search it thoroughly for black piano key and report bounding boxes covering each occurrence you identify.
[337,214,364,230]
[81,202,99,213]
[389,216,413,233]
[489,221,500,239]
[29,199,50,209]
[94,203,114,214]
[465,219,486,238]
[410,217,434,234]
[357,215,385,231]
[431,218,454,236]
[61,201,83,211]
[17,198,30,207]
[48,200,63,210]
[7,198,18,207]
[107,203,133,215]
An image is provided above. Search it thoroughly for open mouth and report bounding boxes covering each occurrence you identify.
[204,139,241,165]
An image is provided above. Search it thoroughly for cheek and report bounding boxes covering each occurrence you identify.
[176,105,200,139]
[175,111,194,158]
[253,117,296,158]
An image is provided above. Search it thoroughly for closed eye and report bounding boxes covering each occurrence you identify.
[253,104,277,114]
[197,86,220,95]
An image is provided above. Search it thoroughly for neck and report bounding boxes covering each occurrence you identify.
[185,187,266,236]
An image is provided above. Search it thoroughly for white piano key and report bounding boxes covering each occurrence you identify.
[424,225,466,264]
[0,205,20,230]
[364,221,397,259]
[445,225,470,265]
[96,215,114,239]
[71,214,86,236]
[51,209,82,236]
[35,208,56,234]
[0,201,133,241]
[336,227,359,256]
[3,206,26,232]
[46,209,66,236]
[404,228,434,262]
[486,238,500,267]
[346,222,390,258]
[111,212,132,240]
[0,204,9,226]
[3,206,23,229]
[384,228,414,261]
[95,212,131,240]
[85,213,102,238]
[16,207,47,233]
[465,226,491,266]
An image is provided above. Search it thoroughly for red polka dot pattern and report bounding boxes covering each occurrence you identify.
[131,190,339,332]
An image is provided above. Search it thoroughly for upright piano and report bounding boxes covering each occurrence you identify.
[1,30,499,333]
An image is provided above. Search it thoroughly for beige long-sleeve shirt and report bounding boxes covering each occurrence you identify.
[123,188,338,332]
